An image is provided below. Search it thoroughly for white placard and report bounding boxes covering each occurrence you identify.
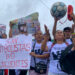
[0,34,32,69]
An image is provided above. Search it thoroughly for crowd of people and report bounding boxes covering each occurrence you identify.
[0,12,75,75]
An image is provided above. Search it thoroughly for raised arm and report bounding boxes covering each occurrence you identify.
[9,22,13,38]
[52,18,58,36]
[41,25,49,51]
[72,24,75,33]
[70,13,75,33]
[72,13,75,24]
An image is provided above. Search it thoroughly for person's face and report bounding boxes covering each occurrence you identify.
[2,34,7,38]
[35,31,43,41]
[72,34,75,45]
[64,30,71,39]
[55,30,64,41]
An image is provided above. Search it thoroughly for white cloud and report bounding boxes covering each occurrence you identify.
[0,0,75,38]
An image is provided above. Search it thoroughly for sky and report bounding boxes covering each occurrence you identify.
[0,0,75,38]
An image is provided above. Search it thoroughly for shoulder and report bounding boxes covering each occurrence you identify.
[65,44,73,50]
[47,41,53,50]
[66,39,72,45]
[47,41,53,46]
[51,43,67,48]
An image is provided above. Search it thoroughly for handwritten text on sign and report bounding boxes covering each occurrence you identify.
[0,34,32,69]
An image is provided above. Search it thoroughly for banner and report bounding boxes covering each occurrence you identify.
[0,25,6,35]
[10,12,40,36]
[0,34,32,69]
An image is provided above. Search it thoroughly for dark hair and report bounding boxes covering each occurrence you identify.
[63,27,72,32]
[2,33,7,38]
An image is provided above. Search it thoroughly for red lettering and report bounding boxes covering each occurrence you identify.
[10,61,15,67]
[17,44,22,51]
[10,53,15,59]
[4,46,9,52]
[6,53,15,59]
[6,38,18,45]
[25,43,31,51]
[14,45,18,52]
[21,44,25,51]
[12,38,18,44]
[1,61,6,67]
[6,54,10,59]
[15,60,21,67]
[21,60,28,68]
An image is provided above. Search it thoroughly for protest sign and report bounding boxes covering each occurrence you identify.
[0,34,32,69]
[10,12,40,37]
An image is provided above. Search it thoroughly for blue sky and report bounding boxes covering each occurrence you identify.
[0,0,75,38]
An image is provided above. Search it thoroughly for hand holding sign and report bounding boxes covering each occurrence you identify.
[0,34,32,69]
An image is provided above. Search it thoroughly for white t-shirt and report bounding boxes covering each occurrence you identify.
[49,43,68,74]
[66,39,72,45]
[30,41,52,67]
[47,41,53,51]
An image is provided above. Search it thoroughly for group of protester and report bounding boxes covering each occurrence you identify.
[29,13,75,75]
[0,12,75,75]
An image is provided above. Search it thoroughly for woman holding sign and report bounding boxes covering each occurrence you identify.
[9,22,28,75]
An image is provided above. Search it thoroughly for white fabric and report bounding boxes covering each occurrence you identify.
[13,34,32,75]
[49,43,68,74]
[0,34,32,69]
[30,41,52,67]
[66,39,72,45]
[47,41,53,51]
